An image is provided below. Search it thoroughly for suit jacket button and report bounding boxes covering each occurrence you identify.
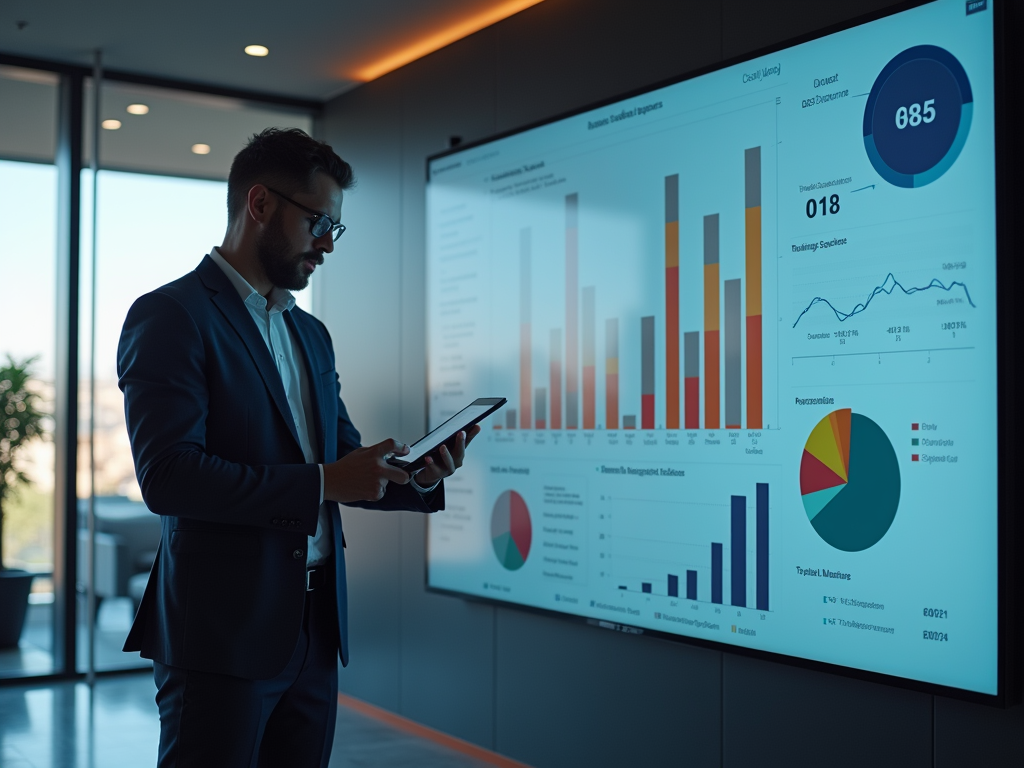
[272,518,279,525]
[293,549,305,559]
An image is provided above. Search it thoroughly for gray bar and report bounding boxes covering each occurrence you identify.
[745,147,761,208]
[534,388,546,426]
[606,318,618,360]
[623,415,637,429]
[703,214,719,265]
[665,174,678,224]
[582,287,595,367]
[566,194,578,429]
[566,191,578,228]
[550,329,561,428]
[520,228,531,317]
[506,409,516,429]
[725,279,741,427]
[684,331,699,378]
[641,316,655,396]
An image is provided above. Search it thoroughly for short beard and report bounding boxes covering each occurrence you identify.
[255,211,321,292]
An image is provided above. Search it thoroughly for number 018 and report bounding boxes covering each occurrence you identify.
[806,194,840,218]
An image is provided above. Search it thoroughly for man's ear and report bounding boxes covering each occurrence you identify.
[247,184,272,224]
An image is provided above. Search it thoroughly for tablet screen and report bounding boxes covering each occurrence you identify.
[400,402,495,465]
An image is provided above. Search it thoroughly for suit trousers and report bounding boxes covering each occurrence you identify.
[153,569,339,768]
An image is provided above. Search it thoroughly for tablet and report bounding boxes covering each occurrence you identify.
[388,397,506,472]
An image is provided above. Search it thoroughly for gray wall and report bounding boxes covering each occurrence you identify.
[316,1,1023,765]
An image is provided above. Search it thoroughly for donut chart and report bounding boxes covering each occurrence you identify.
[800,409,901,552]
[491,490,532,570]
[863,45,973,188]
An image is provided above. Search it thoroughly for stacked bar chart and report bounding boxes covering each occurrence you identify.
[520,228,531,429]
[703,214,721,430]
[665,174,680,430]
[502,147,768,432]
[744,147,763,429]
[605,319,618,430]
[641,316,655,429]
[565,194,579,430]
[583,287,596,430]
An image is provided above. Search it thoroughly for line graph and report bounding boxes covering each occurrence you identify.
[792,272,976,328]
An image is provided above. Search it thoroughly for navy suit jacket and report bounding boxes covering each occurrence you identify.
[118,255,442,679]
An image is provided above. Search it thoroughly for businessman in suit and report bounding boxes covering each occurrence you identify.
[117,128,478,768]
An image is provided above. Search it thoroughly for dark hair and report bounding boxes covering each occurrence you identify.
[226,128,355,223]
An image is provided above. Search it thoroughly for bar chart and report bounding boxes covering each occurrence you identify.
[498,142,774,434]
[601,473,776,612]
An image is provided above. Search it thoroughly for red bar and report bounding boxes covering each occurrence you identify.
[705,330,720,429]
[536,420,546,429]
[746,314,762,429]
[685,377,699,429]
[583,365,595,429]
[606,372,619,429]
[551,337,562,430]
[642,394,655,430]
[520,322,531,429]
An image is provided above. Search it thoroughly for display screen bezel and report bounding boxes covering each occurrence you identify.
[422,0,1020,706]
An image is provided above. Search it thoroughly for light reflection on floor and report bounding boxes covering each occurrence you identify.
[0,674,498,768]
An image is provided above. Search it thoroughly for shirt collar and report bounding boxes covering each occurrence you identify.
[209,246,295,313]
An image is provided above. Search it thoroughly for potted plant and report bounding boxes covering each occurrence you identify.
[0,355,46,648]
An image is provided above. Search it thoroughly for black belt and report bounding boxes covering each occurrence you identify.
[306,561,331,592]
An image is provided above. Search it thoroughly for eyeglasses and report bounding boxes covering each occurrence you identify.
[266,187,347,241]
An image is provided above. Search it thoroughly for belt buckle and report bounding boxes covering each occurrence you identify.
[306,567,316,592]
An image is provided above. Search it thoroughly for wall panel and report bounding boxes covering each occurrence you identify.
[495,609,722,768]
[320,74,405,711]
[397,30,501,747]
[318,1,1024,764]
[494,0,721,133]
[723,653,932,768]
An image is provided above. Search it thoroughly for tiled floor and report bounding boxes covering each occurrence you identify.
[0,599,149,680]
[0,673,495,768]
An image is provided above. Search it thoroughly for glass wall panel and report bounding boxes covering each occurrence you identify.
[0,68,59,679]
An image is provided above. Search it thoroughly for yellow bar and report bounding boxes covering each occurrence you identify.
[665,221,679,268]
[606,357,619,375]
[704,263,719,331]
[745,206,761,316]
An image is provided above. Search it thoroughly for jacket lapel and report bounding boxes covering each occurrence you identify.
[285,311,326,463]
[197,256,303,452]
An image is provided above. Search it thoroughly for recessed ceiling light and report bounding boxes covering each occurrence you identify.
[101,119,121,130]
[244,44,269,57]
[126,104,149,115]
[191,143,211,155]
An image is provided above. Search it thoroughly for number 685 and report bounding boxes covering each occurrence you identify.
[896,99,936,129]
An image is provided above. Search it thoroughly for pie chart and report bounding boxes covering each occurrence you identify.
[800,409,900,552]
[491,490,532,570]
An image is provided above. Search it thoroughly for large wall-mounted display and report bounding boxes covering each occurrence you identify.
[425,0,1008,698]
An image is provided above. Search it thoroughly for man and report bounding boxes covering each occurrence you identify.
[117,127,478,767]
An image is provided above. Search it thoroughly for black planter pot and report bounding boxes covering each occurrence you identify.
[0,569,34,648]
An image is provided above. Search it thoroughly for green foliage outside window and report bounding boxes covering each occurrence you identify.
[0,356,46,570]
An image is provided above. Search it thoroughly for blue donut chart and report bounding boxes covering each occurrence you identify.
[863,45,972,188]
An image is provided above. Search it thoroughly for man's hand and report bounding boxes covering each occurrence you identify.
[323,438,411,503]
[412,424,481,489]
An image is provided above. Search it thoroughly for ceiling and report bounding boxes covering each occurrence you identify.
[0,0,537,102]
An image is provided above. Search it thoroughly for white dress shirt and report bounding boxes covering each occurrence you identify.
[209,248,332,566]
